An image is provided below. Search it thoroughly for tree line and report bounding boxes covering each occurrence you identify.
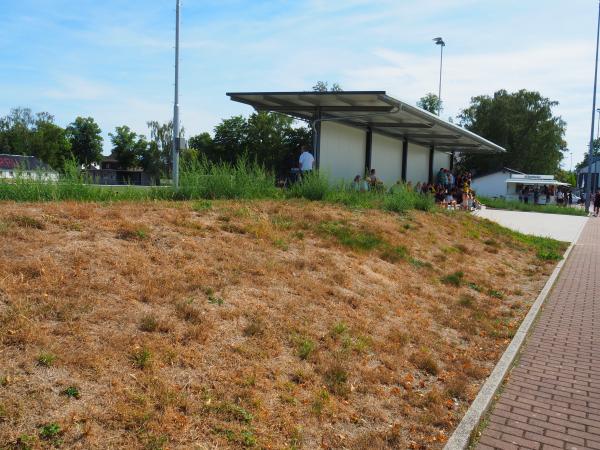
[0,87,570,181]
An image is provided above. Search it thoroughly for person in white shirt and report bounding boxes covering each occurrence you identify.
[298,146,315,172]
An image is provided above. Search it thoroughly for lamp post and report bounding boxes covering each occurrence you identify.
[172,0,181,189]
[586,1,600,213]
[433,37,446,116]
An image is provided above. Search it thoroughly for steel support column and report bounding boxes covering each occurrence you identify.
[365,128,373,173]
[313,108,322,170]
[428,145,435,184]
[401,138,408,182]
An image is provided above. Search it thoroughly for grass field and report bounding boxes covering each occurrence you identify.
[479,196,587,216]
[0,200,566,449]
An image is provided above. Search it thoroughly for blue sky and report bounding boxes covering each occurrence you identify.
[1,0,597,167]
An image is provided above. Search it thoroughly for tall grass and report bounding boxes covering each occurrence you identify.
[178,157,279,200]
[0,159,436,215]
[480,196,587,217]
[0,160,172,202]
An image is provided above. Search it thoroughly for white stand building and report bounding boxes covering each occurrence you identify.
[228,91,505,185]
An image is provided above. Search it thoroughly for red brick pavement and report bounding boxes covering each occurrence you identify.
[477,219,600,450]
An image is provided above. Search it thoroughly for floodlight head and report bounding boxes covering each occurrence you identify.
[433,37,446,46]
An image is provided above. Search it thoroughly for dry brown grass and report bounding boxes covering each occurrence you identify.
[0,200,555,449]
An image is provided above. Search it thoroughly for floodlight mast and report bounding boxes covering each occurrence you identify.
[172,0,181,188]
[586,1,600,213]
[433,37,445,117]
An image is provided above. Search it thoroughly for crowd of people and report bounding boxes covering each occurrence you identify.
[516,185,573,206]
[349,167,480,210]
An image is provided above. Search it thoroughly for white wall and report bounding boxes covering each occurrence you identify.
[0,170,58,181]
[320,122,366,182]
[371,133,402,185]
[406,142,430,184]
[433,151,451,173]
[471,172,509,198]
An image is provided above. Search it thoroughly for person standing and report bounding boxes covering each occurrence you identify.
[556,189,564,206]
[298,146,315,174]
[594,190,600,216]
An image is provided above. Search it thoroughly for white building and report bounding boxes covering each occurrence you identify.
[228,91,505,185]
[0,154,59,181]
[471,168,524,198]
[472,168,570,203]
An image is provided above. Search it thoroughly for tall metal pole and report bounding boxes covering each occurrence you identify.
[438,43,444,116]
[586,0,600,213]
[172,0,181,189]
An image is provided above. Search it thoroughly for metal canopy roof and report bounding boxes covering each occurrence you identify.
[227,91,506,154]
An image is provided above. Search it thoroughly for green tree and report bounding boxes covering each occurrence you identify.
[66,117,103,167]
[0,108,72,171]
[190,112,312,176]
[312,81,343,92]
[146,120,186,177]
[417,93,442,115]
[187,132,215,162]
[212,115,250,164]
[555,169,576,186]
[138,141,163,184]
[458,89,567,175]
[109,126,140,169]
[30,120,72,171]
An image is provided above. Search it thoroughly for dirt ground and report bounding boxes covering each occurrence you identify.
[0,200,559,449]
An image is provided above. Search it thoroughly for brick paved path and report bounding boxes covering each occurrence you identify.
[477,219,600,450]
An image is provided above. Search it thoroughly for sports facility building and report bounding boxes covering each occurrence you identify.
[228,91,505,185]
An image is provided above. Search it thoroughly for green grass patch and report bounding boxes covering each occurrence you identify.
[441,271,464,287]
[319,221,383,251]
[37,352,57,367]
[480,197,587,216]
[61,386,81,399]
[296,338,316,360]
[478,218,567,262]
[380,245,409,263]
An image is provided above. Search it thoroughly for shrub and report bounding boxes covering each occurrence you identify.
[287,171,330,201]
[383,190,415,213]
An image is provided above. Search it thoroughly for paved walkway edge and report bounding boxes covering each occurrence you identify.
[443,220,588,450]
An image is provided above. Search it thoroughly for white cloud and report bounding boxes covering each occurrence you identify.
[44,76,117,101]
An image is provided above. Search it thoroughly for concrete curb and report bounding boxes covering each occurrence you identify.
[443,218,589,450]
